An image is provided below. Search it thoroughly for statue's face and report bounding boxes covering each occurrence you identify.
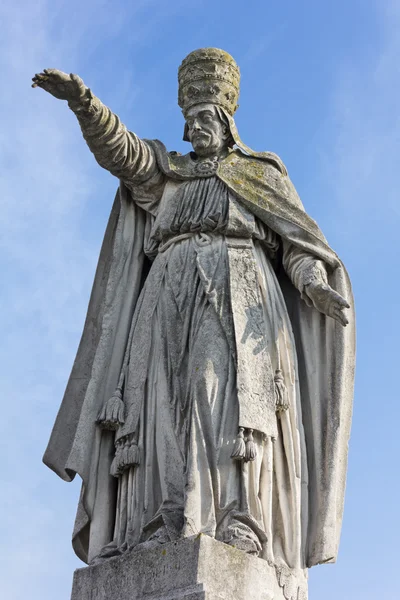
[185,103,229,157]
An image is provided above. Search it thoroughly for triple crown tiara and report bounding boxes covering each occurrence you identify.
[178,48,240,116]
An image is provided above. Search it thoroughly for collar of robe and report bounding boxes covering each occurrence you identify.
[145,141,285,181]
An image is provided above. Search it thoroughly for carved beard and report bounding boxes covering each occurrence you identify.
[191,132,224,157]
[192,131,210,146]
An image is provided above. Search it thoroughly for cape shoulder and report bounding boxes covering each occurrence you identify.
[146,139,339,267]
[217,151,340,267]
[145,139,287,180]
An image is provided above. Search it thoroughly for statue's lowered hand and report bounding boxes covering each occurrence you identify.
[32,69,86,105]
[304,281,350,327]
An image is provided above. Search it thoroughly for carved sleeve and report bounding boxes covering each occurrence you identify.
[282,241,328,303]
[70,92,165,212]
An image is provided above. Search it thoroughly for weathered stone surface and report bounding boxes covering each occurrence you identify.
[36,47,355,600]
[71,535,300,600]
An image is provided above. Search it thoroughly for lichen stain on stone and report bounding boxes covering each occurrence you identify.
[161,549,167,556]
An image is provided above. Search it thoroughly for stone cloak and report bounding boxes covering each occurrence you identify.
[43,147,355,569]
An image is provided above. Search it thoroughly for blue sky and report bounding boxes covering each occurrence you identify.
[0,1,398,598]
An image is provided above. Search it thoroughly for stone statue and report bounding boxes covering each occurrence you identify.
[34,49,355,599]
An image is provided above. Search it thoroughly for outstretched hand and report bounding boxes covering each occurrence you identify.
[32,69,86,104]
[304,281,350,327]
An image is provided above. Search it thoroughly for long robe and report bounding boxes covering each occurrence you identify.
[109,175,305,570]
[43,96,355,599]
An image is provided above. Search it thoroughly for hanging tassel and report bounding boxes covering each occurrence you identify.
[120,439,130,466]
[96,388,125,430]
[231,427,246,460]
[245,428,257,462]
[125,441,140,466]
[110,458,118,477]
[274,369,290,414]
[120,438,140,469]
[110,440,123,477]
[110,436,140,477]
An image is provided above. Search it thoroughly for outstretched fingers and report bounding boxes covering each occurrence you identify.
[31,68,68,88]
[332,305,349,327]
[327,288,351,326]
[32,72,48,87]
[331,290,350,309]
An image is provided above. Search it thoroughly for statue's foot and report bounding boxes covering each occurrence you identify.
[217,511,265,557]
[225,535,260,556]
[218,520,263,557]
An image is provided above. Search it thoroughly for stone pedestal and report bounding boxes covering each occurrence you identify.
[71,535,307,600]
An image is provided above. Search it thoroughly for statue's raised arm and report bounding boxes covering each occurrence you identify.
[32,69,161,196]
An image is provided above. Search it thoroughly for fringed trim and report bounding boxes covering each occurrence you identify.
[96,388,125,430]
[274,369,290,414]
[110,436,140,478]
[245,429,257,462]
[231,427,246,460]
[231,427,257,462]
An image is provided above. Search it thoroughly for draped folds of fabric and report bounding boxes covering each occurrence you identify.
[43,146,355,582]
[43,184,153,559]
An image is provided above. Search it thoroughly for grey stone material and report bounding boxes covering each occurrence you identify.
[33,47,355,600]
[71,535,301,600]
